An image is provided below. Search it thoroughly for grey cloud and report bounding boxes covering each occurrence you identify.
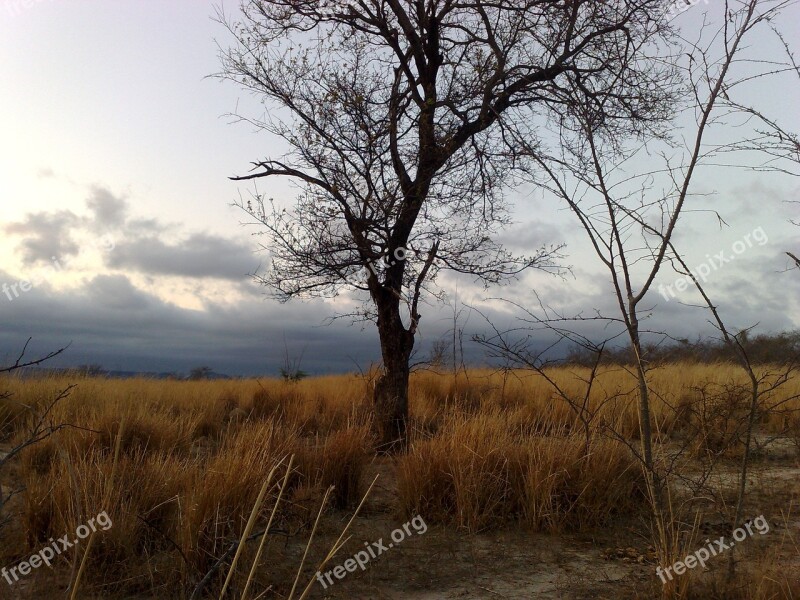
[106,232,258,280]
[127,217,172,234]
[725,180,795,220]
[0,274,382,375]
[0,262,796,376]
[499,220,565,252]
[8,181,251,280]
[83,274,151,310]
[463,256,800,360]
[86,186,128,228]
[1,181,797,376]
[5,209,82,264]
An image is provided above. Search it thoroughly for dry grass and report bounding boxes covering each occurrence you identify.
[0,364,797,598]
[397,411,644,531]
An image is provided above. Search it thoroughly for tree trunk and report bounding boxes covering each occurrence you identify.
[727,377,760,580]
[628,320,662,512]
[374,356,410,453]
[373,295,414,454]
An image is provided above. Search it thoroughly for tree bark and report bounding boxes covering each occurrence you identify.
[373,292,414,454]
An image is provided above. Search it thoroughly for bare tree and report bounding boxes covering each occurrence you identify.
[705,25,800,273]
[478,0,799,589]
[218,0,678,451]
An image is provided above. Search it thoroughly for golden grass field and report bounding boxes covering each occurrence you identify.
[0,364,798,599]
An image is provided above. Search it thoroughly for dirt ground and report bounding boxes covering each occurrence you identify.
[276,448,800,600]
[1,439,798,600]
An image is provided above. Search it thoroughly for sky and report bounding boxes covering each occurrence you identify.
[0,1,798,376]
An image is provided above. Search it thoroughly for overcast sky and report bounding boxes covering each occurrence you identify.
[0,1,798,375]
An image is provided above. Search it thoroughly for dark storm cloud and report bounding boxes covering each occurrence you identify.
[83,274,151,310]
[0,258,796,376]
[0,273,381,375]
[105,232,258,280]
[5,209,81,264]
[1,182,797,376]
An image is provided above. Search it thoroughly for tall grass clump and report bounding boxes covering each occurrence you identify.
[397,412,645,532]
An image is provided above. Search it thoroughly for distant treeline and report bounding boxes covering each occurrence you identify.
[564,331,800,366]
[10,365,233,380]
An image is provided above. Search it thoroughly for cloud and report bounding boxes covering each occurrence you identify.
[105,232,258,280]
[4,184,256,281]
[0,273,382,375]
[86,186,128,228]
[499,219,565,252]
[83,274,151,310]
[1,178,797,377]
[5,209,82,264]
[0,249,796,376]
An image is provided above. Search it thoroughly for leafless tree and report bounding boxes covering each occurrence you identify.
[477,0,799,589]
[707,24,800,272]
[218,0,680,451]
